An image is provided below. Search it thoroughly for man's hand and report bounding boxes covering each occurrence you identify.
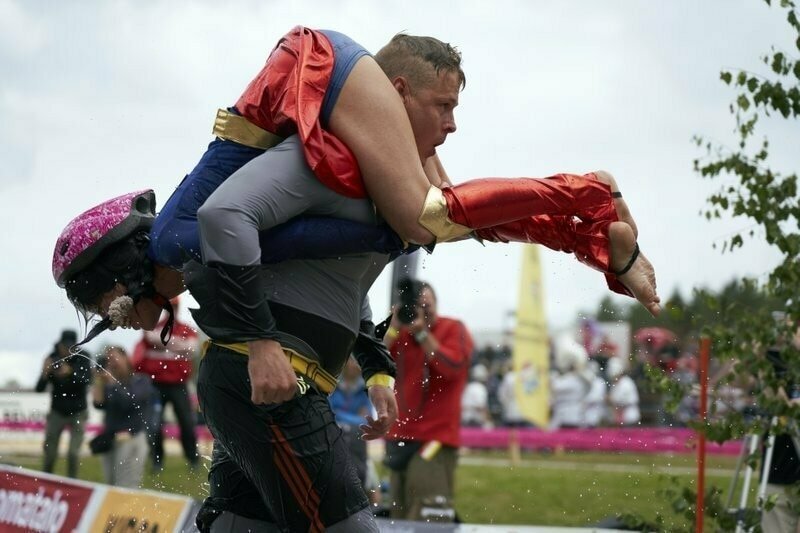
[55,362,72,378]
[409,315,427,336]
[361,385,398,440]
[247,339,297,405]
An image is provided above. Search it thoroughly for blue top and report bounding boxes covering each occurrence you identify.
[330,381,372,427]
[95,374,156,435]
[318,30,371,126]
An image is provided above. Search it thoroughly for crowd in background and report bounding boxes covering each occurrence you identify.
[34,305,741,528]
[460,323,735,431]
[35,299,200,488]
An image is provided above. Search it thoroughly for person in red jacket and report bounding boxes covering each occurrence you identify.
[383,280,474,522]
[131,297,199,470]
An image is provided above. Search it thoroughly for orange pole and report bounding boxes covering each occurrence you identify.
[696,336,711,533]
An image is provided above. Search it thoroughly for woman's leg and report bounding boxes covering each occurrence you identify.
[455,172,658,314]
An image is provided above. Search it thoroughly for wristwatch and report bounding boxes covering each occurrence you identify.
[413,330,429,344]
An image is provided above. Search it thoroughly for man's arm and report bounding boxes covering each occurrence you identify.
[423,154,453,188]
[73,352,93,385]
[354,296,398,441]
[353,324,397,385]
[35,356,52,392]
[328,58,435,244]
[413,319,473,380]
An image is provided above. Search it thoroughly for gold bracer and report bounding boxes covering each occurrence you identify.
[418,186,472,242]
[212,108,284,150]
[201,340,337,394]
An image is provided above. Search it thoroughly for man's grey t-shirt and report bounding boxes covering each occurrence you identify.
[198,135,391,334]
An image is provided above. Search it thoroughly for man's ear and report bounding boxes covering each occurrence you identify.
[392,76,411,102]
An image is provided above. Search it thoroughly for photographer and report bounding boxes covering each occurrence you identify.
[383,279,473,522]
[92,346,156,488]
[760,320,800,533]
[35,329,91,478]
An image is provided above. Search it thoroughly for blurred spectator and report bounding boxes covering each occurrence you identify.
[606,357,641,426]
[588,333,619,378]
[497,362,532,427]
[35,330,91,478]
[583,361,608,428]
[132,297,199,471]
[329,356,379,503]
[92,346,156,488]
[384,280,473,522]
[550,334,591,429]
[673,351,699,426]
[760,323,800,533]
[629,356,665,427]
[486,361,506,426]
[461,364,492,428]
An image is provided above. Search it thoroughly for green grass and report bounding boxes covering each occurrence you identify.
[3,450,744,529]
[2,454,210,500]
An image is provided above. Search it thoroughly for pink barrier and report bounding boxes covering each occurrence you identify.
[2,421,740,455]
[459,427,742,455]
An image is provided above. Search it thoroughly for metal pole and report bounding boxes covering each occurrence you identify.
[758,420,778,510]
[725,437,749,511]
[389,252,420,306]
[696,336,710,533]
[735,434,760,533]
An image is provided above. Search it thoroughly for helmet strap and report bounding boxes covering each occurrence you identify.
[72,316,113,350]
[152,293,175,345]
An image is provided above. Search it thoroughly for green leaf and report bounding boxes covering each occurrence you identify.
[720,71,732,84]
[737,71,748,85]
[747,77,759,91]
[772,52,785,74]
[737,94,751,111]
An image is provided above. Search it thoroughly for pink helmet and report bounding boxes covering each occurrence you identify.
[52,190,156,287]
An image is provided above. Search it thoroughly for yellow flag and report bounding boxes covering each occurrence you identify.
[511,245,549,427]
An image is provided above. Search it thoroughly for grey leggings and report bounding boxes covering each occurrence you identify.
[197,135,376,266]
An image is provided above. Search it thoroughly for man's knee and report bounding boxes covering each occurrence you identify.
[197,200,238,240]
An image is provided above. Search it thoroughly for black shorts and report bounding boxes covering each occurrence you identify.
[197,344,369,533]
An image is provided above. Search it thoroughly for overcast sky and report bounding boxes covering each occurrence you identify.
[1,0,795,386]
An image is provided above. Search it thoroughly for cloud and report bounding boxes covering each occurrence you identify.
[0,0,47,57]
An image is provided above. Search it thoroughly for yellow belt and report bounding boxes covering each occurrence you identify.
[212,108,284,150]
[201,340,337,395]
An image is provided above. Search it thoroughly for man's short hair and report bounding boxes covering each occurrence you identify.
[375,34,466,90]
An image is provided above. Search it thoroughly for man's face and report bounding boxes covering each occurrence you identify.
[403,68,460,159]
[417,287,438,324]
[106,349,131,380]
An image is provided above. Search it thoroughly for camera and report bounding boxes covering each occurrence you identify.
[396,278,424,325]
